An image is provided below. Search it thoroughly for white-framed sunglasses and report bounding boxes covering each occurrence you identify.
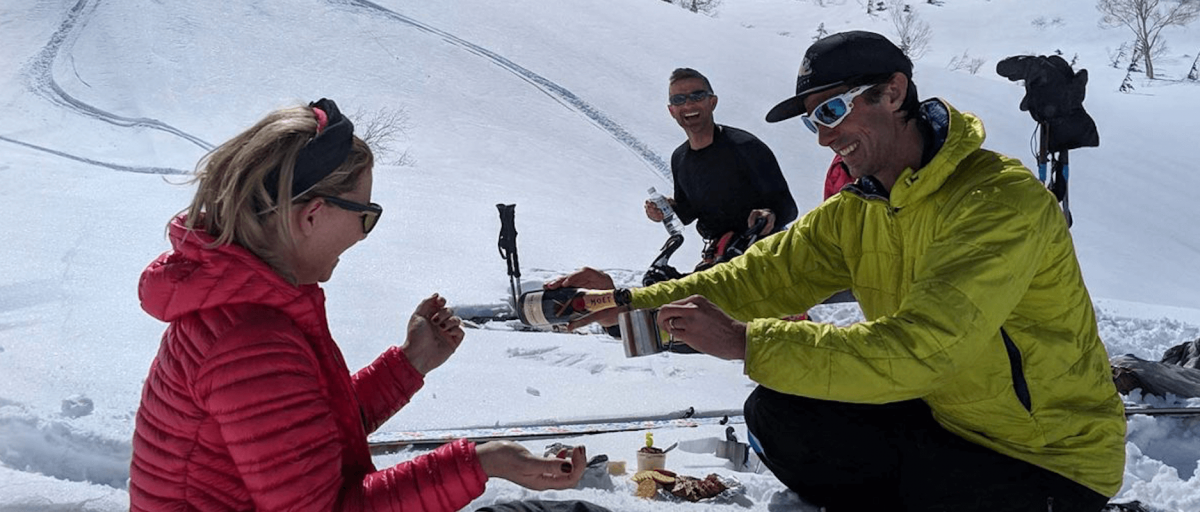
[801,85,873,134]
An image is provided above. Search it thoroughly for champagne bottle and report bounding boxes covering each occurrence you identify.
[516,288,617,328]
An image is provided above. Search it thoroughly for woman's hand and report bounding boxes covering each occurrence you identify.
[401,293,464,375]
[477,441,586,491]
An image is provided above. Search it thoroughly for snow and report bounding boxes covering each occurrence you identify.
[1,0,1198,510]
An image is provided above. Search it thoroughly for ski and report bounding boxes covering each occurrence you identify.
[368,408,743,453]
[1124,407,1200,417]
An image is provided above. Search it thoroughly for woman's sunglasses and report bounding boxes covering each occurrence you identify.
[321,196,383,234]
[801,85,873,134]
[669,90,714,106]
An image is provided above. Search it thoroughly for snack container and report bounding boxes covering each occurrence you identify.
[636,450,667,472]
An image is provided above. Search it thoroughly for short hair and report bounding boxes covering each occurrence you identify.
[669,68,714,93]
[181,105,374,283]
[852,72,920,122]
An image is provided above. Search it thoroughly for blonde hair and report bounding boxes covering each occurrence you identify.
[180,105,374,282]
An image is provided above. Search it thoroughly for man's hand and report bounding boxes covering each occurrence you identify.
[545,267,620,330]
[477,441,586,491]
[644,199,665,222]
[657,295,747,360]
[401,293,465,375]
[747,208,776,235]
[645,197,676,222]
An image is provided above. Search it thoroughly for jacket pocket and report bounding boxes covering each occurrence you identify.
[1000,328,1032,412]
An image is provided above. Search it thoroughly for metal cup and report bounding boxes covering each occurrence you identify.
[618,309,668,358]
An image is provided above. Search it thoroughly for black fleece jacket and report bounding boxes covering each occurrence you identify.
[671,125,798,240]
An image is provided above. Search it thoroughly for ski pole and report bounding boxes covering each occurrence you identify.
[367,408,743,453]
[1124,407,1200,417]
[1053,150,1072,227]
[496,204,521,307]
[1037,122,1049,183]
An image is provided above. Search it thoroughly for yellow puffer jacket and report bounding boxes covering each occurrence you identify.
[631,99,1125,496]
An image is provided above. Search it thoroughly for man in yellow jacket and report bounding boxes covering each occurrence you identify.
[553,31,1124,511]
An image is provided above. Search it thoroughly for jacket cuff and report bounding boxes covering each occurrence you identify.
[356,346,426,432]
[387,345,426,392]
[743,318,772,379]
[446,439,488,502]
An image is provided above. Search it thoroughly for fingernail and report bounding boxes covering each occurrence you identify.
[561,462,573,473]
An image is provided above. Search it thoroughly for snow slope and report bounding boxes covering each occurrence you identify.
[1,0,1199,510]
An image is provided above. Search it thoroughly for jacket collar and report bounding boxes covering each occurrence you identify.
[889,99,985,209]
[139,216,325,329]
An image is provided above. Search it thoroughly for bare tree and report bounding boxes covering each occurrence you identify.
[1120,67,1137,91]
[813,22,830,41]
[671,0,722,15]
[947,49,986,75]
[1107,41,1131,68]
[1097,0,1200,79]
[889,1,932,60]
[353,106,415,167]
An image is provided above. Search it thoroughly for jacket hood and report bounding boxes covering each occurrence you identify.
[890,99,986,209]
[139,216,319,323]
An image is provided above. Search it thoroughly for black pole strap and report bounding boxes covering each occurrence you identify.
[1051,150,1072,227]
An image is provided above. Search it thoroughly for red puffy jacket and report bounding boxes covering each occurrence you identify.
[131,217,487,511]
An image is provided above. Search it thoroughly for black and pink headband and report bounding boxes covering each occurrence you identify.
[264,98,355,200]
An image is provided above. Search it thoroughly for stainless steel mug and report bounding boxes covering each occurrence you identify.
[618,309,668,357]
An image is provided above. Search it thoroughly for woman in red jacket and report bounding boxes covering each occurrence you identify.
[131,99,585,511]
[822,154,854,200]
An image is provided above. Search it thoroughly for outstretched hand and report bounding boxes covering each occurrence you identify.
[477,441,587,491]
[657,295,747,360]
[401,293,465,375]
[544,267,621,330]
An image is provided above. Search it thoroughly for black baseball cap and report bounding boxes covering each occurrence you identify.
[766,31,913,123]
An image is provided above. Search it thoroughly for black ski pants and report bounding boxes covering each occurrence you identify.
[744,386,1110,512]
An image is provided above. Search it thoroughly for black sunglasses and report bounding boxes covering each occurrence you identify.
[321,196,383,234]
[669,90,714,106]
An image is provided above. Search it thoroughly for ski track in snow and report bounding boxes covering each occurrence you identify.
[0,136,189,176]
[9,0,212,176]
[13,0,668,178]
[506,346,611,375]
[337,0,672,183]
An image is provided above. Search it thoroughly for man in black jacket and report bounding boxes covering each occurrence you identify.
[645,68,798,268]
